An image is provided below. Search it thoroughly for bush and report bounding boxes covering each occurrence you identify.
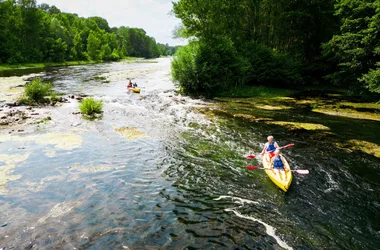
[24,78,53,104]
[172,37,239,95]
[240,41,303,87]
[171,38,303,96]
[79,97,103,116]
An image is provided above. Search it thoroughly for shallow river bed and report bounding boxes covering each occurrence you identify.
[0,58,380,249]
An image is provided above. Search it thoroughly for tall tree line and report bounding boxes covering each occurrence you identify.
[171,0,380,95]
[0,0,178,64]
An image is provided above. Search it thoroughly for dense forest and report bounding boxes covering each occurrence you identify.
[171,0,380,96]
[0,0,178,64]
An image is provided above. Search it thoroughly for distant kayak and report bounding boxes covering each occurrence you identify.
[127,86,141,93]
[263,154,293,192]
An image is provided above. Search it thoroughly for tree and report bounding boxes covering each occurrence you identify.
[171,0,310,94]
[87,31,101,60]
[0,1,167,64]
[323,0,380,93]
[100,44,112,61]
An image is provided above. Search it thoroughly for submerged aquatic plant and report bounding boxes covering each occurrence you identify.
[79,97,103,116]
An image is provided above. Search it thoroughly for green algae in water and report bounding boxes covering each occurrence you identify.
[34,133,83,150]
[337,140,380,158]
[0,153,30,165]
[313,108,380,121]
[114,127,148,141]
[268,121,330,131]
[0,133,83,150]
[0,164,22,192]
[255,104,292,110]
[0,153,31,193]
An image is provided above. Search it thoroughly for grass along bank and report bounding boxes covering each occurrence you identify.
[0,57,142,72]
[0,60,99,72]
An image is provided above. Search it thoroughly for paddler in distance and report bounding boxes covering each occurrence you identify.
[260,135,279,160]
[270,149,289,181]
[127,79,133,88]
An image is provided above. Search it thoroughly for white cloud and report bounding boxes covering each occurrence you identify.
[37,0,186,45]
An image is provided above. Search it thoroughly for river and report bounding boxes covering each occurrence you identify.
[0,58,379,249]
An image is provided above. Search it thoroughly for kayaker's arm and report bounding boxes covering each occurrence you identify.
[274,142,280,149]
[260,143,268,155]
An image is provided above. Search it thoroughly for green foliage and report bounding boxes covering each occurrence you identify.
[0,0,178,64]
[172,37,239,95]
[23,78,53,104]
[79,97,103,116]
[172,0,334,96]
[157,43,180,56]
[18,96,30,105]
[361,68,380,94]
[87,32,101,60]
[322,0,380,93]
[172,37,302,95]
[239,42,303,87]
[50,92,60,102]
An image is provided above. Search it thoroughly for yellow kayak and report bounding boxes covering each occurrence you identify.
[127,86,141,93]
[132,87,141,93]
[262,154,293,192]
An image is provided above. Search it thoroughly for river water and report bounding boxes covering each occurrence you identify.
[0,58,379,249]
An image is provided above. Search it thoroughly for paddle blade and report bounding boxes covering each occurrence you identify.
[246,155,256,159]
[246,165,259,170]
[282,143,295,149]
[294,170,309,174]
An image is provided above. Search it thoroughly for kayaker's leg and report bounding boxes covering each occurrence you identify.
[281,170,286,181]
[274,169,282,180]
[278,170,284,180]
[266,153,272,162]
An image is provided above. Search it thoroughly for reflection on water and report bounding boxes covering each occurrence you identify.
[0,58,380,249]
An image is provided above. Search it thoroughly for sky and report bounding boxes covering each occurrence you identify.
[37,0,186,46]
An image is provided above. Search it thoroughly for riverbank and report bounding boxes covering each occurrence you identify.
[0,57,142,72]
[0,61,99,72]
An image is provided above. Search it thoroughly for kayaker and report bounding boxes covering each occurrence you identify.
[133,82,138,87]
[270,149,288,181]
[128,79,133,88]
[260,135,279,158]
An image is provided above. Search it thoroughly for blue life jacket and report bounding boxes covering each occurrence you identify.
[267,141,276,152]
[273,156,284,169]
